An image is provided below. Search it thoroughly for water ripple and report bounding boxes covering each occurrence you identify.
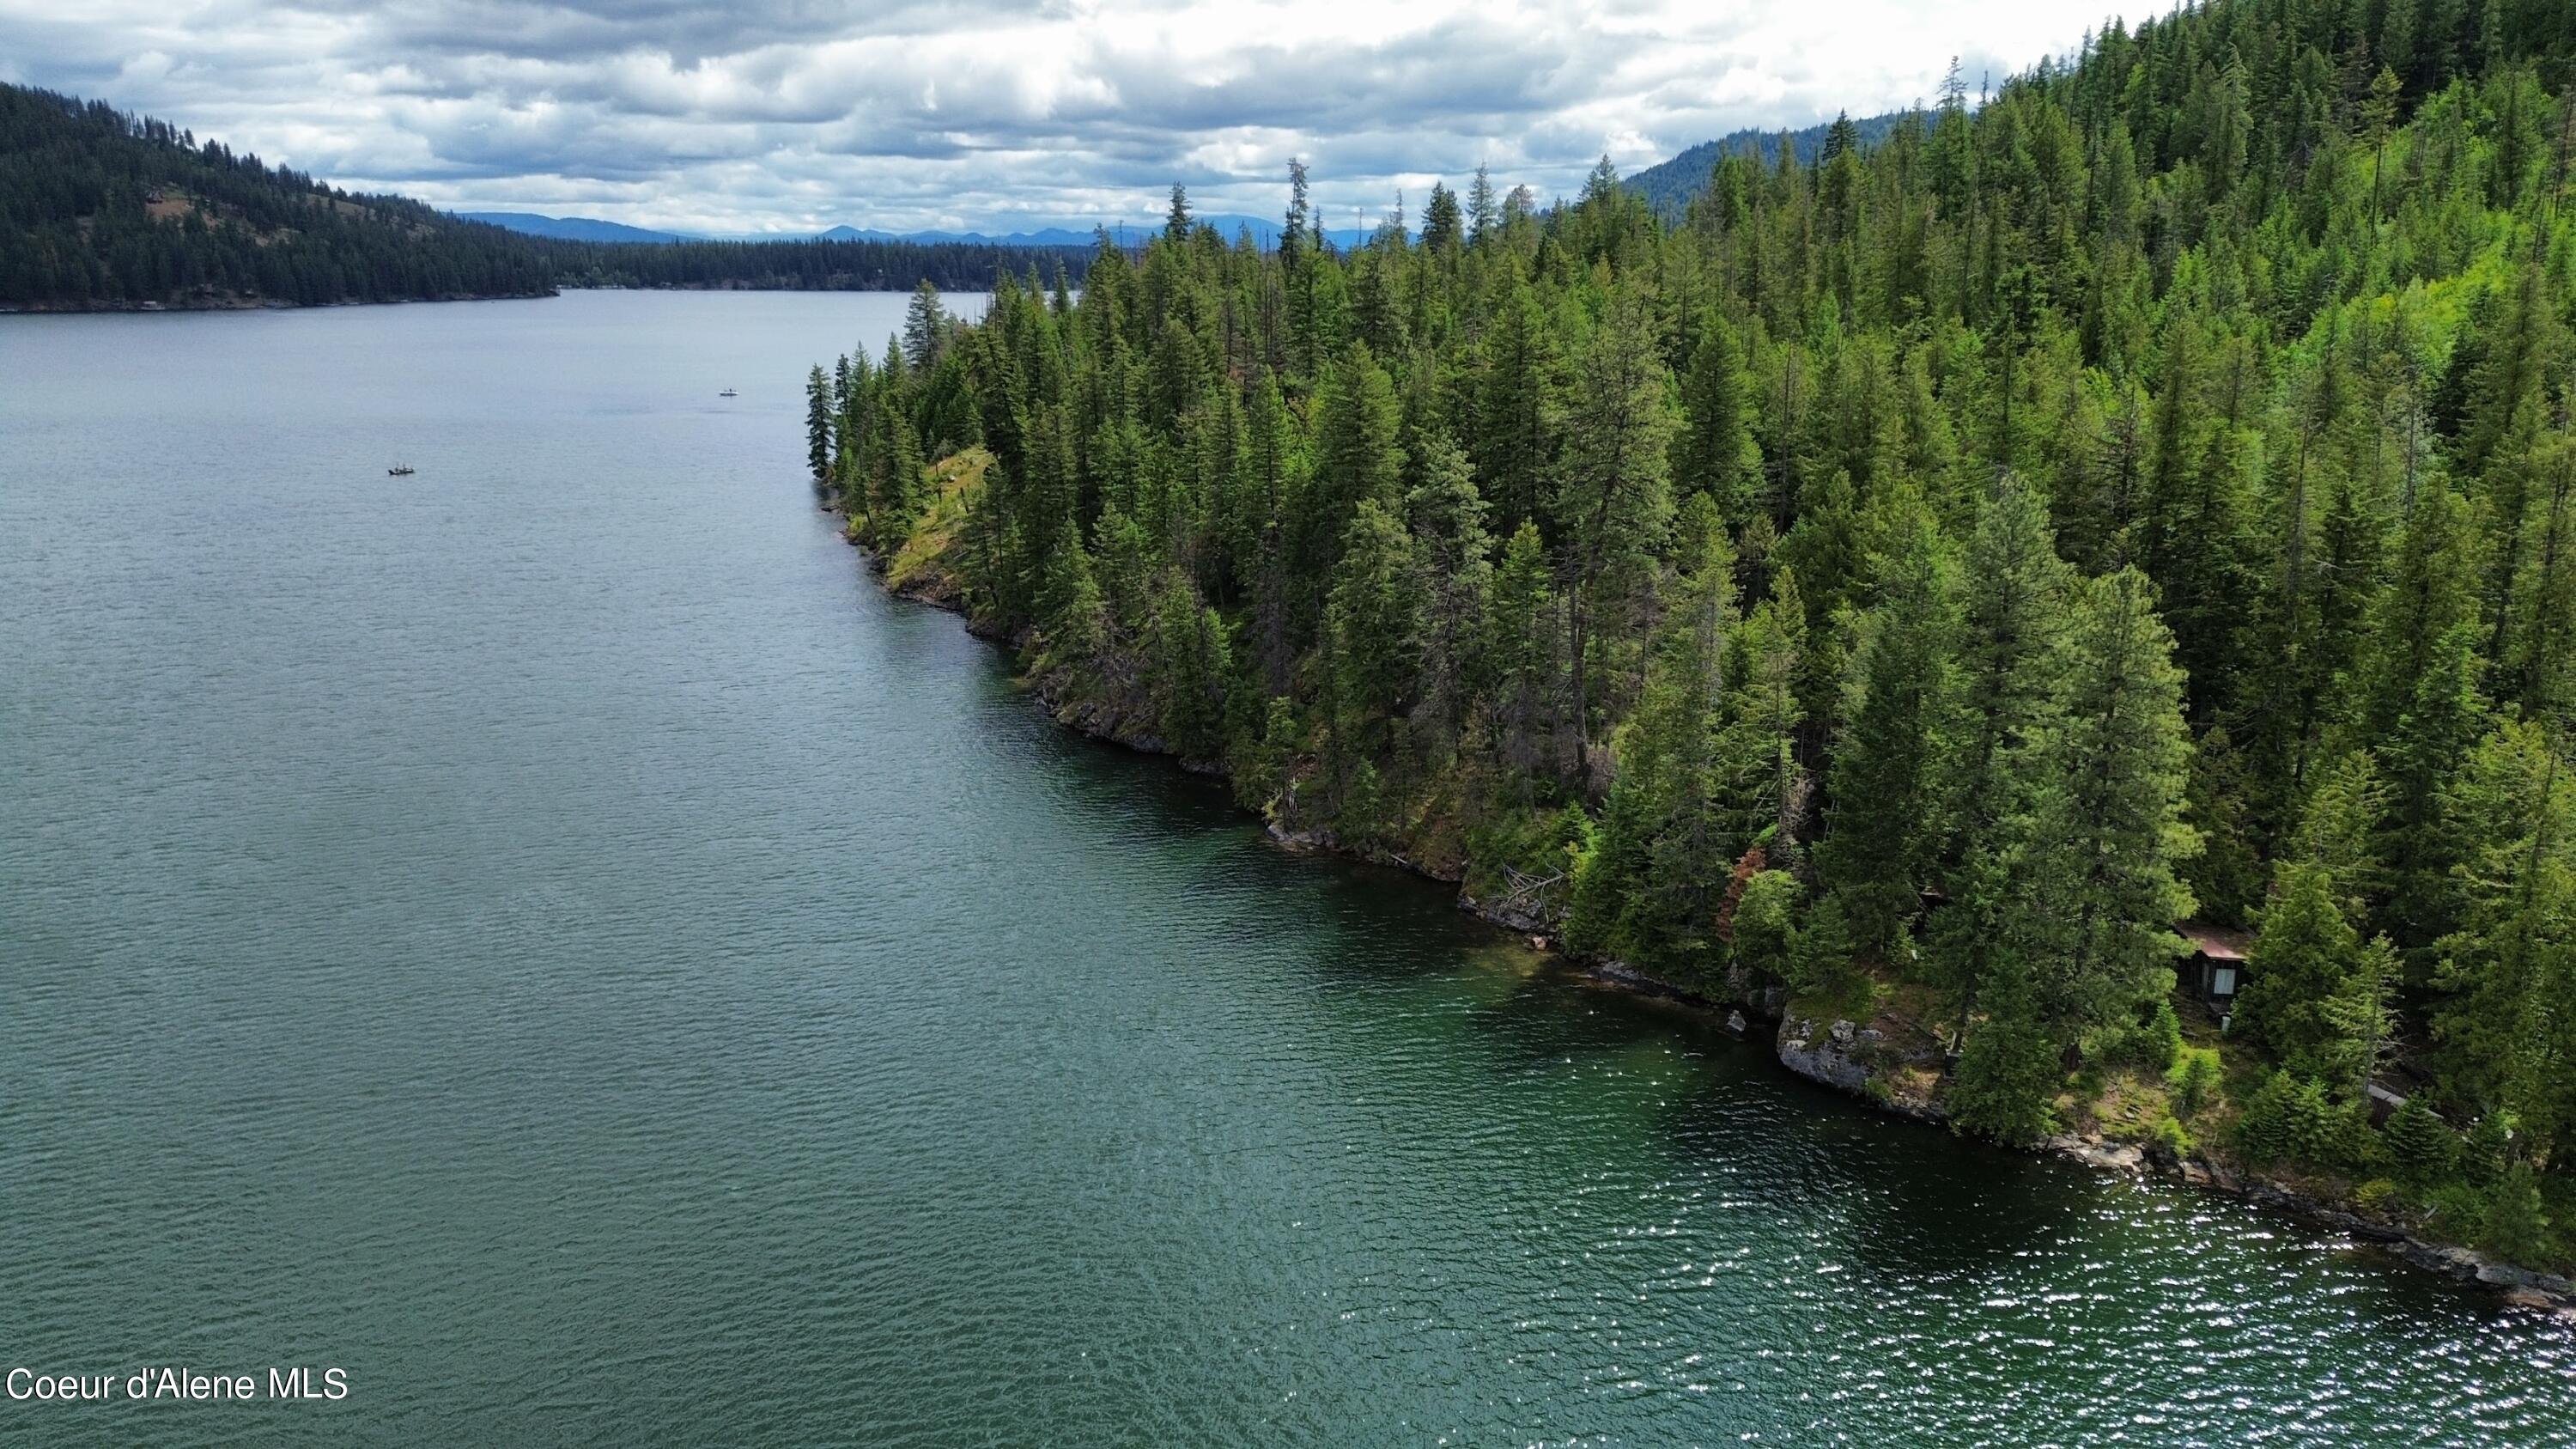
[1,294,2568,1447]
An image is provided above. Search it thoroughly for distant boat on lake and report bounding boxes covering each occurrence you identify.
[387,464,415,476]
[718,387,738,397]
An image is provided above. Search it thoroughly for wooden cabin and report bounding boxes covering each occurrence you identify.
[2180,923,2253,1012]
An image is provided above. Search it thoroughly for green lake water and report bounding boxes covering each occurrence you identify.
[3,290,2570,1446]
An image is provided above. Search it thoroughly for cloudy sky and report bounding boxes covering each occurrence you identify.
[0,1,2156,235]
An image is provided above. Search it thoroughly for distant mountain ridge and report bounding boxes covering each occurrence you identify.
[821,214,1387,249]
[465,210,1388,251]
[455,211,694,243]
[1623,110,1910,220]
[465,109,1919,253]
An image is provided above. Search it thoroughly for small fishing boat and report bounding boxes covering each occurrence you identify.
[387,464,415,476]
[718,387,738,398]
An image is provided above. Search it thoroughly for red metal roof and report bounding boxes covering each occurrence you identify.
[2179,923,2251,961]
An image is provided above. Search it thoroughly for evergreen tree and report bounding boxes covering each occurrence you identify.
[1466,165,1498,246]
[1039,534,1109,672]
[1406,435,1494,751]
[1720,570,1808,866]
[902,277,948,370]
[1595,496,1738,974]
[2237,861,2394,1089]
[1818,492,1959,954]
[1151,575,1232,762]
[1327,499,1426,755]
[806,364,833,482]
[1925,480,2074,1037]
[2293,750,2394,921]
[2385,621,2496,949]
[2382,1096,2462,1186]
[1672,309,1759,521]
[1949,979,2063,1143]
[1309,343,1406,572]
[1419,184,1463,253]
[1557,277,1677,779]
[2008,568,2199,1050]
[1486,521,1564,782]
[2429,720,2573,1152]
[1473,286,1566,527]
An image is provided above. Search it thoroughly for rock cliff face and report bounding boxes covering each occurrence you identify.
[1774,1014,1950,1121]
[1036,673,1170,761]
[1455,887,1549,935]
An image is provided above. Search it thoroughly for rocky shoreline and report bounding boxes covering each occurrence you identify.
[1765,1006,2575,1315]
[840,511,2576,1320]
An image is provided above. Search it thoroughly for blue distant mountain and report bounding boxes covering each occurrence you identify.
[456,211,696,243]
[467,209,1386,252]
[1622,111,1910,221]
[459,116,1908,253]
[812,214,1382,250]
[811,222,1098,247]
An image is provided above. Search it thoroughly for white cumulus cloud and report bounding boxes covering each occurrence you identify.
[0,0,2166,234]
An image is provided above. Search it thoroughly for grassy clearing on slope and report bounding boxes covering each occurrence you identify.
[882,447,988,598]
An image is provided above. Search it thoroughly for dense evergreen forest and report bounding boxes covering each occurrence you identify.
[546,235,1088,295]
[816,0,2576,1269]
[0,83,552,307]
[0,82,1087,307]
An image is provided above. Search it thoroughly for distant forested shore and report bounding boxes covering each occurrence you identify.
[811,0,2576,1287]
[0,82,1087,311]
[544,237,1085,296]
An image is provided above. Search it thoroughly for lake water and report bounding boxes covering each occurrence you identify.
[3,289,2570,1446]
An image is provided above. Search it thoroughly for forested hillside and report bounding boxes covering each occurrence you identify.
[817,0,2576,1269]
[0,82,1091,308]
[0,83,552,307]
